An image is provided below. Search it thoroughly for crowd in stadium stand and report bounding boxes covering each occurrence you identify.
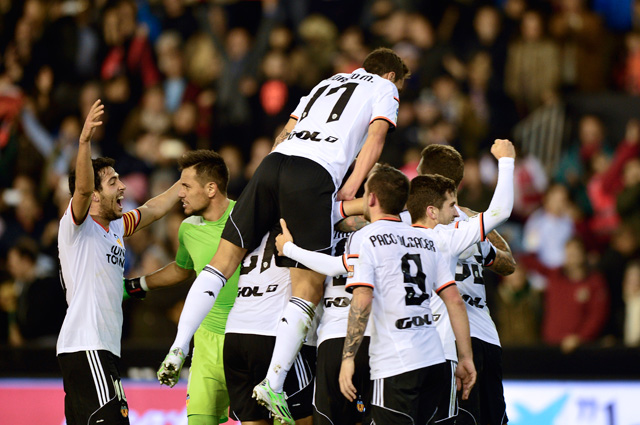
[1,0,639,354]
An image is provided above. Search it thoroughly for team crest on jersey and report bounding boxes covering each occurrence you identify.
[186,393,190,407]
[356,398,365,412]
[115,235,123,247]
[120,405,129,418]
[347,265,354,278]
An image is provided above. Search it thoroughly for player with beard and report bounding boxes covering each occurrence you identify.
[57,100,180,425]
[124,150,241,425]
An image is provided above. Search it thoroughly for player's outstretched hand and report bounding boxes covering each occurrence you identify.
[339,358,357,402]
[80,99,104,144]
[455,357,477,400]
[490,139,516,160]
[275,218,294,256]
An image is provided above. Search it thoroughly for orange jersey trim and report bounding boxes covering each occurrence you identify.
[340,201,347,218]
[479,212,485,241]
[393,96,400,103]
[378,217,401,222]
[435,281,456,294]
[92,217,110,233]
[290,114,299,120]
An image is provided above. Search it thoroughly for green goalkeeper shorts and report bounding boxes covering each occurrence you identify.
[186,326,229,422]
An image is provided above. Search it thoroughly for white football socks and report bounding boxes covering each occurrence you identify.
[170,265,226,355]
[266,297,316,393]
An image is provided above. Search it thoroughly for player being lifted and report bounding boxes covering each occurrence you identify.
[157,48,408,425]
[57,100,180,425]
[124,150,240,425]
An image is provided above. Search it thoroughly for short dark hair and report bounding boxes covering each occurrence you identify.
[366,165,409,215]
[178,150,229,194]
[68,157,116,196]
[418,144,464,187]
[363,48,409,82]
[407,175,457,224]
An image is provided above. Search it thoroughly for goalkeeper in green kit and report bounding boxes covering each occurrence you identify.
[125,150,240,425]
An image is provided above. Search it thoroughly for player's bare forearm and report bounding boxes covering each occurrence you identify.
[439,285,473,361]
[271,117,297,151]
[335,215,369,233]
[487,249,516,276]
[342,198,364,216]
[135,181,181,231]
[145,262,195,290]
[342,287,372,360]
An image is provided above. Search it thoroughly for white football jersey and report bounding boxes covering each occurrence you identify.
[57,201,133,357]
[410,212,491,361]
[316,229,371,346]
[455,209,501,346]
[274,68,399,187]
[225,231,291,337]
[346,218,453,380]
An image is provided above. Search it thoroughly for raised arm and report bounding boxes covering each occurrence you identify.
[71,99,104,224]
[337,120,390,201]
[482,139,516,232]
[132,181,181,233]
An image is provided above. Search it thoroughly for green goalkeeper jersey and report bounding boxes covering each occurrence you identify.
[175,201,240,334]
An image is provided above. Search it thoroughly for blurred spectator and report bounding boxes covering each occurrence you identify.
[585,119,640,243]
[623,261,640,346]
[599,225,639,341]
[457,157,494,212]
[523,183,575,269]
[219,144,247,200]
[522,238,610,353]
[549,0,609,92]
[555,114,611,214]
[617,157,640,234]
[494,264,542,346]
[511,150,549,221]
[6,237,66,345]
[505,10,561,115]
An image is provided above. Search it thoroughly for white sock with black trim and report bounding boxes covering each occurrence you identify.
[170,265,226,355]
[265,297,316,393]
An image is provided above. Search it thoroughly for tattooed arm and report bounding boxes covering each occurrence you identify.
[458,206,516,276]
[271,118,296,151]
[339,286,373,402]
[335,215,369,233]
[485,230,516,276]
